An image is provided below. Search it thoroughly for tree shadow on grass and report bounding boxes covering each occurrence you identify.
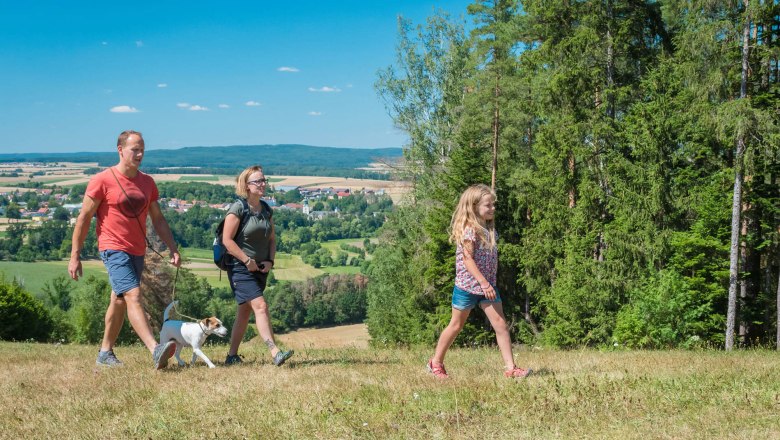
[287,357,398,368]
[527,367,554,377]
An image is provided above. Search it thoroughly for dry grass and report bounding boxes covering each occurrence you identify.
[278,324,370,349]
[2,336,779,439]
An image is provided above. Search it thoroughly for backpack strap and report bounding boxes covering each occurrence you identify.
[233,198,252,239]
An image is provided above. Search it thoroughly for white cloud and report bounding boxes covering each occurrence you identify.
[188,105,208,111]
[308,111,323,116]
[157,83,168,88]
[135,40,144,47]
[110,105,139,113]
[176,102,190,108]
[308,86,341,93]
[245,101,261,107]
[101,41,108,46]
[218,104,230,109]
[278,66,300,72]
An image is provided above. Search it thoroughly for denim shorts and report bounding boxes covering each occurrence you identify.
[227,263,268,305]
[452,285,501,311]
[100,250,145,296]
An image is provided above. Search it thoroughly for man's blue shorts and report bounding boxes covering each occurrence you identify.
[452,285,501,311]
[227,263,268,305]
[100,250,145,296]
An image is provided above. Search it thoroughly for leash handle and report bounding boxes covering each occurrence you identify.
[169,267,200,323]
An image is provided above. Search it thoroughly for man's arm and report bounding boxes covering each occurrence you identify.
[148,200,181,267]
[68,195,100,281]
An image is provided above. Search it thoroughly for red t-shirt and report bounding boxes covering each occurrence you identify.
[85,168,159,256]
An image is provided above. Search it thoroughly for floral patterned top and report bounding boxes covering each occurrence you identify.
[454,226,498,295]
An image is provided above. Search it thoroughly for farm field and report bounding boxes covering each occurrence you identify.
[2,340,779,439]
[0,259,107,295]
[183,252,324,289]
[277,323,370,349]
[320,237,375,262]
[181,244,364,287]
[0,241,367,298]
[0,161,411,202]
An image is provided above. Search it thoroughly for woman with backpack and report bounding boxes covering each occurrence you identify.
[221,165,293,366]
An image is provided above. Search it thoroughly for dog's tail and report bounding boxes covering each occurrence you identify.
[163,300,179,322]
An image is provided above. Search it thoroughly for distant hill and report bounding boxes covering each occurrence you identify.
[0,144,403,179]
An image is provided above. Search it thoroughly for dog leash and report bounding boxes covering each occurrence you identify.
[167,269,209,333]
[108,167,201,325]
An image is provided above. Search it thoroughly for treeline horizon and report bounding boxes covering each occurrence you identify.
[366,1,780,349]
[0,144,402,180]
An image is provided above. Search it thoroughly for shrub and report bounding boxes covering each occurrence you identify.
[0,275,52,341]
[613,270,716,348]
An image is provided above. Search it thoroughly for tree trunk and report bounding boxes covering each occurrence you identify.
[739,199,748,342]
[725,6,751,351]
[777,262,780,350]
[491,71,500,191]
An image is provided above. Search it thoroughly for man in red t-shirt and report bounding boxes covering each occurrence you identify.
[68,130,181,369]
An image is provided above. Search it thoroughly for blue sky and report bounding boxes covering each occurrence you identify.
[0,1,472,153]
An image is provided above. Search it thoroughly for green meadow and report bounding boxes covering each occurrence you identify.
[177,175,219,182]
[2,342,778,439]
[0,242,367,298]
[0,260,107,295]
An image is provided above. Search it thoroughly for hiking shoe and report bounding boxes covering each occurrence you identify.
[225,354,243,366]
[96,350,123,367]
[272,350,294,366]
[427,359,449,379]
[504,366,532,378]
[152,341,176,370]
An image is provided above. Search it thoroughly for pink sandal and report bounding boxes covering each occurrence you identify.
[427,359,450,379]
[504,366,532,378]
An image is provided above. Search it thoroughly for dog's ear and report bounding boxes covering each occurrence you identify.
[204,317,217,328]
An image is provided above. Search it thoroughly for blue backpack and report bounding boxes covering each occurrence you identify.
[213,199,252,271]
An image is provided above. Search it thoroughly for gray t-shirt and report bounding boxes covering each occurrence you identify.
[227,200,273,262]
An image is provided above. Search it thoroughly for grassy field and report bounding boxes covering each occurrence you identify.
[0,260,107,297]
[181,246,363,285]
[0,245,363,297]
[177,175,219,181]
[2,338,779,439]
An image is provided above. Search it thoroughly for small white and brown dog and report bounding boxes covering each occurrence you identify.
[160,301,228,368]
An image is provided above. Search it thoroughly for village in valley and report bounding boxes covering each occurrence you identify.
[0,161,404,227]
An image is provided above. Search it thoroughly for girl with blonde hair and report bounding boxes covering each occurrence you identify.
[427,184,531,379]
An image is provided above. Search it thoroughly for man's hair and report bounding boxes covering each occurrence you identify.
[117,130,144,148]
[235,165,264,199]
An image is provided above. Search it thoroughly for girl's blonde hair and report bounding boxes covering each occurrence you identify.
[235,165,264,199]
[449,184,496,250]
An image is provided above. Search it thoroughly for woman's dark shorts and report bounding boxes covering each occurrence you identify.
[227,263,269,305]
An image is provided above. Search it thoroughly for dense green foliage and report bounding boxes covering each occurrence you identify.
[369,1,780,348]
[265,274,368,332]
[0,275,52,341]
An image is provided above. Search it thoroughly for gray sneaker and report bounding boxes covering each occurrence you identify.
[96,350,123,367]
[152,341,176,370]
[273,350,294,367]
